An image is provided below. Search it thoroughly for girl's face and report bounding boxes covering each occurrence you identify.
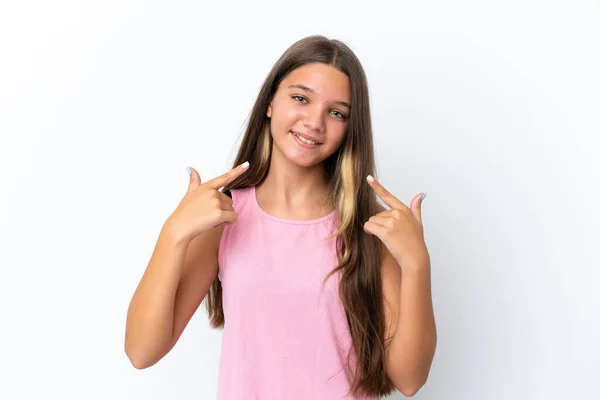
[267,62,351,168]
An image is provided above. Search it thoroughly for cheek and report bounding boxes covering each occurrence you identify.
[283,106,305,123]
[319,130,346,157]
[272,105,303,131]
[327,125,348,146]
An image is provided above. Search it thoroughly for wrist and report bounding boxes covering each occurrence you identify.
[400,258,431,277]
[162,218,191,247]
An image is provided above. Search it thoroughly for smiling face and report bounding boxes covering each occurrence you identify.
[266,62,351,168]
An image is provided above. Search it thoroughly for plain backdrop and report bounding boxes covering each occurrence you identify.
[1,1,599,399]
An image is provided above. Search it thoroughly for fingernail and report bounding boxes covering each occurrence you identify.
[367,175,374,183]
[421,193,427,202]
[241,161,249,168]
[186,167,191,175]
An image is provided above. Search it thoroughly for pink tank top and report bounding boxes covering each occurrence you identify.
[216,186,380,399]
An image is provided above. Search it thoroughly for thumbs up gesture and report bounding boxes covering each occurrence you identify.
[166,161,250,244]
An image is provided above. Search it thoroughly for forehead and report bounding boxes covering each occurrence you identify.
[282,63,351,100]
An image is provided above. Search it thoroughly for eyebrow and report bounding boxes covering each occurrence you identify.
[287,84,351,109]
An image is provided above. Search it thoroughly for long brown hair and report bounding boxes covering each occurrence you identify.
[204,35,395,396]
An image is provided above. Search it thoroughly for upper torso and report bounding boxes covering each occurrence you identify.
[215,185,380,400]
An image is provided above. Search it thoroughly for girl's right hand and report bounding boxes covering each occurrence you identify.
[166,162,250,243]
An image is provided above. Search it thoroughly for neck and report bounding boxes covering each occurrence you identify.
[256,150,332,216]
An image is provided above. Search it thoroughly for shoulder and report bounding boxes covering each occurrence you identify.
[225,185,253,197]
[224,186,253,206]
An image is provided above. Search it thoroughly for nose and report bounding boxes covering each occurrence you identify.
[303,107,325,133]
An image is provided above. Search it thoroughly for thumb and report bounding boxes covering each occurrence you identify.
[411,192,426,224]
[186,166,201,193]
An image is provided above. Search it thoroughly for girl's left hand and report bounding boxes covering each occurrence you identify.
[364,175,430,272]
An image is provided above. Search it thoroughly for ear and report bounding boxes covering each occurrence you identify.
[266,102,272,118]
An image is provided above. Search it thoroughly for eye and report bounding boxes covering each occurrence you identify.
[292,95,307,103]
[331,110,347,120]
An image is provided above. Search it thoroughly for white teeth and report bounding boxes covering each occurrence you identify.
[293,132,318,145]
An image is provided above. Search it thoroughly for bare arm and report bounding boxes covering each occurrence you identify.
[124,162,248,369]
[382,248,436,396]
[124,220,224,369]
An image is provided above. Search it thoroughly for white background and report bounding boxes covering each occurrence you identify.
[1,1,599,399]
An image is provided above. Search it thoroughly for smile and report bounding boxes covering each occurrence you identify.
[290,131,321,146]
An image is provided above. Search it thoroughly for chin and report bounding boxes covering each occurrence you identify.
[286,153,325,168]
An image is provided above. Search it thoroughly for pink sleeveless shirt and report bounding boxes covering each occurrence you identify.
[216,186,380,400]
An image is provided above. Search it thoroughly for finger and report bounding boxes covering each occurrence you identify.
[217,192,233,207]
[373,210,399,219]
[186,166,202,194]
[363,220,386,238]
[377,199,423,225]
[219,199,234,212]
[368,214,395,228]
[366,175,406,210]
[215,210,238,227]
[206,161,250,190]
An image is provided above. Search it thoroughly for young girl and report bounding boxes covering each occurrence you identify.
[125,35,437,399]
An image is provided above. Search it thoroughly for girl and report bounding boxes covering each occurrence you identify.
[125,35,437,399]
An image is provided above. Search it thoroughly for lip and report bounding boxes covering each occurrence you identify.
[290,131,322,144]
[291,131,321,149]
